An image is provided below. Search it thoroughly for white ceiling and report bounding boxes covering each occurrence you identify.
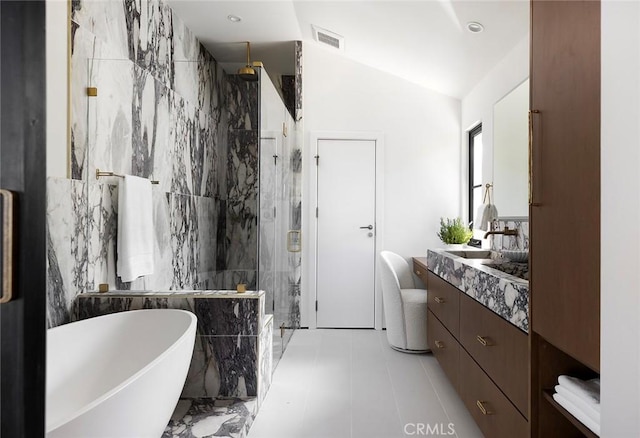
[168,0,529,99]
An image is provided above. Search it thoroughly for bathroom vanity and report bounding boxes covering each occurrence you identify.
[414,249,529,438]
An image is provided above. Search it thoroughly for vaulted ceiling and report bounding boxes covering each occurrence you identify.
[168,0,529,99]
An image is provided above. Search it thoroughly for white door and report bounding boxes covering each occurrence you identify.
[316,139,376,328]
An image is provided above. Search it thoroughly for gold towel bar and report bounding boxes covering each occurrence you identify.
[95,169,159,185]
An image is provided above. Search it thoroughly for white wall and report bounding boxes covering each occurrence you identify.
[46,0,69,177]
[301,42,461,327]
[601,1,640,436]
[460,37,529,222]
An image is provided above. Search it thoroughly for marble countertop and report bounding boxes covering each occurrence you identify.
[427,248,529,333]
[80,289,265,299]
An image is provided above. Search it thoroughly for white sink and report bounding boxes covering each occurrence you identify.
[444,250,493,259]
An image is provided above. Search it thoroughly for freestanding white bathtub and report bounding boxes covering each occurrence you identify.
[46,309,197,438]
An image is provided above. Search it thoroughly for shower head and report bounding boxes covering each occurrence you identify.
[237,42,259,81]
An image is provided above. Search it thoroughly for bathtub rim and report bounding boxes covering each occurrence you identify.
[46,308,197,433]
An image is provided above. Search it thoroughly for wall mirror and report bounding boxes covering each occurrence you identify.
[493,78,529,218]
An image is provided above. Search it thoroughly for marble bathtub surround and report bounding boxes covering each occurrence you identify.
[74,290,272,401]
[163,397,257,438]
[427,248,529,332]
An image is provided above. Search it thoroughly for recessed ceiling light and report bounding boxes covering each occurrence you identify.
[467,22,484,33]
[227,14,242,23]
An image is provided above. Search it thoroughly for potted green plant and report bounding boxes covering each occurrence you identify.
[437,217,473,247]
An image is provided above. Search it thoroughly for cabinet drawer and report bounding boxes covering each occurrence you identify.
[459,348,528,438]
[413,259,429,287]
[427,309,459,392]
[426,272,460,339]
[459,293,529,417]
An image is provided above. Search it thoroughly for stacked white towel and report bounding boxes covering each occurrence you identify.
[553,375,600,436]
[117,175,155,282]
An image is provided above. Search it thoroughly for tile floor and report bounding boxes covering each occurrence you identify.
[248,329,483,438]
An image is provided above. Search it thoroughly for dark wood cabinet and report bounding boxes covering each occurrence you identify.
[459,348,529,438]
[427,309,460,392]
[530,0,600,371]
[460,293,529,416]
[426,272,460,339]
[530,0,601,436]
[414,258,529,436]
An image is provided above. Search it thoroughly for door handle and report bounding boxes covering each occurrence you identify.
[529,109,542,207]
[0,190,15,304]
[359,225,373,230]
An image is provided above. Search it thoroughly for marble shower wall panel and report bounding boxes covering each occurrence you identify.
[73,0,176,89]
[490,220,530,251]
[67,0,226,296]
[226,77,259,131]
[225,129,259,274]
[70,24,93,180]
[86,58,135,180]
[219,76,260,288]
[86,182,118,291]
[294,41,303,119]
[222,270,258,292]
[71,1,130,62]
[46,178,88,328]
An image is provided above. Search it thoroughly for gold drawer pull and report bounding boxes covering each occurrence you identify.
[434,296,445,304]
[434,340,445,349]
[416,270,421,275]
[476,400,493,415]
[476,335,492,346]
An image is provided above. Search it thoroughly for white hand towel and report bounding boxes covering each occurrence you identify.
[558,375,600,406]
[553,392,600,436]
[474,203,499,231]
[555,385,600,423]
[474,204,488,231]
[117,175,154,282]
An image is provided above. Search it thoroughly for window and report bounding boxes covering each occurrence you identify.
[469,124,483,227]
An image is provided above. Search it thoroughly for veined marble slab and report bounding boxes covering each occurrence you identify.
[80,289,264,298]
[74,290,271,399]
[427,248,529,333]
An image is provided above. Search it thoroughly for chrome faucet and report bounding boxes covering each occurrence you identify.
[484,226,518,239]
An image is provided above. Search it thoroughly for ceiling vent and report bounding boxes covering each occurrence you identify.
[312,25,344,51]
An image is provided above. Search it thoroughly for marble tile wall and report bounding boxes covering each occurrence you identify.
[47,0,261,326]
[48,0,300,331]
[219,76,260,290]
[46,178,88,328]
[489,219,530,251]
[74,291,271,399]
[295,40,303,121]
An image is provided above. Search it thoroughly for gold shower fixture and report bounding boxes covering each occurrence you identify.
[237,42,259,81]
